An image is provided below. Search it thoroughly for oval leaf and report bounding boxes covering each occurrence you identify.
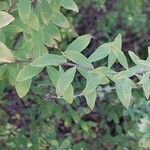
[66,34,91,52]
[15,79,32,98]
[47,66,60,87]
[60,0,79,12]
[31,54,67,67]
[56,67,76,97]
[85,90,97,110]
[115,78,133,109]
[63,51,93,69]
[0,42,15,63]
[16,65,43,82]
[88,42,112,62]
[63,84,74,104]
[0,11,14,28]
[18,0,31,23]
[52,12,70,28]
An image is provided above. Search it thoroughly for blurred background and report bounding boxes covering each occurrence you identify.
[0,0,150,149]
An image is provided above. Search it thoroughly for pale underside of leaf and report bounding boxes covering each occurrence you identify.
[0,11,14,28]
[0,42,15,63]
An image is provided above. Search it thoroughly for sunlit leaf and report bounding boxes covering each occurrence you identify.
[115,77,133,109]
[0,11,14,28]
[15,79,32,98]
[63,51,93,69]
[0,42,15,63]
[85,90,97,110]
[56,67,76,97]
[31,54,67,67]
[66,34,91,52]
[60,0,79,12]
[63,84,74,104]
[16,65,43,82]
[138,72,150,99]
[52,12,70,28]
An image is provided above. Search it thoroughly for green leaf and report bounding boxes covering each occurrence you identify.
[114,66,143,79]
[0,64,7,77]
[18,0,31,23]
[47,66,60,87]
[0,42,15,63]
[40,0,52,25]
[60,0,79,12]
[56,67,76,97]
[108,52,117,68]
[130,58,150,69]
[0,30,6,43]
[50,0,61,12]
[77,68,89,79]
[82,73,100,95]
[45,23,61,41]
[63,51,93,69]
[16,65,43,82]
[31,29,45,57]
[85,90,97,110]
[113,49,128,69]
[52,12,70,28]
[15,79,32,98]
[92,67,114,80]
[27,11,39,31]
[88,42,112,62]
[0,11,14,28]
[138,72,150,99]
[114,33,122,50]
[31,54,67,67]
[66,34,91,52]
[0,1,9,11]
[129,51,141,64]
[63,84,74,104]
[115,77,133,109]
